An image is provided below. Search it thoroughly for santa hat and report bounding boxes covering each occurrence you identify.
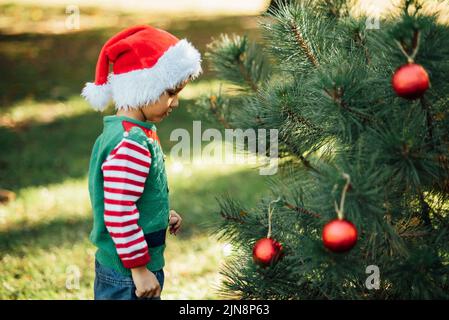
[81,25,202,111]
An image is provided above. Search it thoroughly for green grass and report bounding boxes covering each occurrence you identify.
[4,0,447,300]
[0,4,267,299]
[0,93,269,299]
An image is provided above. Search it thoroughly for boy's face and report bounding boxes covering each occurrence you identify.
[141,80,188,123]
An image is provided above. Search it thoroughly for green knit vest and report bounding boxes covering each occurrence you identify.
[88,115,170,275]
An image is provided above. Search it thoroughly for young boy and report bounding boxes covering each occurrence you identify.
[82,25,202,300]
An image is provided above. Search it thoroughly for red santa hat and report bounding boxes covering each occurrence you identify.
[81,25,202,111]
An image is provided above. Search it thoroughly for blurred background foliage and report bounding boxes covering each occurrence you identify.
[0,0,271,300]
[0,0,447,299]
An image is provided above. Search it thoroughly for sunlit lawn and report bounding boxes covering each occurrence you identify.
[0,2,269,299]
[2,0,448,300]
[0,92,270,299]
[0,161,267,300]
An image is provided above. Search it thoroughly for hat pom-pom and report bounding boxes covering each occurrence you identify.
[81,82,112,111]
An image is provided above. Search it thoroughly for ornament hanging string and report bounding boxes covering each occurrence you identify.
[395,30,421,64]
[334,173,351,220]
[395,1,423,63]
[267,196,282,239]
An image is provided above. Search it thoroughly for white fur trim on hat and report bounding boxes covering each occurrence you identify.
[81,82,112,111]
[111,39,202,110]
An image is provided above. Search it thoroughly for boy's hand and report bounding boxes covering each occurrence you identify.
[169,210,182,235]
[131,266,161,298]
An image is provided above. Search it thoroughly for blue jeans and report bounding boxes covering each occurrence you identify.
[94,259,165,300]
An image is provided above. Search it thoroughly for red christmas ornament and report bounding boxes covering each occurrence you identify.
[252,238,283,266]
[392,63,430,100]
[322,219,358,253]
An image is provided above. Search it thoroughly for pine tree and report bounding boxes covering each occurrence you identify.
[195,0,449,299]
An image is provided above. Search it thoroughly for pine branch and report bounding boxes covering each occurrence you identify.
[399,230,430,238]
[279,127,321,174]
[208,95,231,129]
[206,34,269,92]
[420,96,434,144]
[318,0,350,19]
[323,0,340,18]
[220,210,246,224]
[354,30,371,65]
[202,0,449,299]
[237,52,259,92]
[288,21,376,125]
[280,103,322,173]
[404,0,423,17]
[324,87,376,124]
[284,201,321,218]
[217,196,248,224]
[290,21,319,67]
[283,107,321,132]
[283,142,321,173]
[298,155,321,174]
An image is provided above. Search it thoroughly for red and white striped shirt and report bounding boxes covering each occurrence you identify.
[101,137,152,268]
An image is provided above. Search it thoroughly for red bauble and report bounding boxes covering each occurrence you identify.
[392,63,430,100]
[322,219,358,253]
[252,238,283,266]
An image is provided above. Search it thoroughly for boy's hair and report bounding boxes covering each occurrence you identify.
[165,75,193,96]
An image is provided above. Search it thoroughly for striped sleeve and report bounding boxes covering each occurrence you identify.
[101,137,151,269]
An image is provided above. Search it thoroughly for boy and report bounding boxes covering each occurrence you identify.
[82,25,202,300]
